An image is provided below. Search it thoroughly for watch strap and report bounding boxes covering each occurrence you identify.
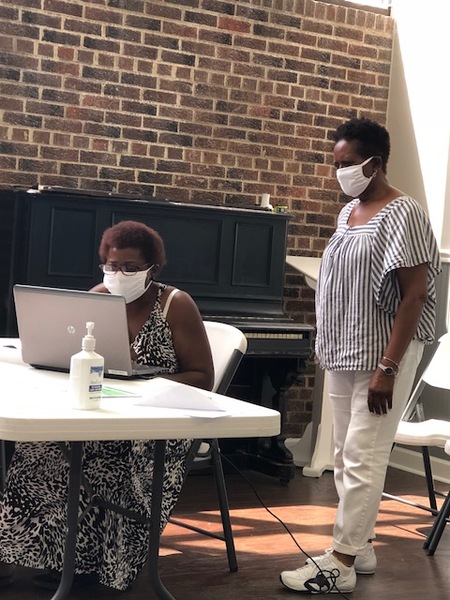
[377,362,398,377]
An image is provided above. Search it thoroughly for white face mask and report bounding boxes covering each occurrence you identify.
[336,156,376,198]
[103,268,152,304]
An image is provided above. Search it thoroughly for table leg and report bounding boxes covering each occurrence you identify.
[1,440,7,491]
[148,440,175,600]
[47,440,174,600]
[303,370,335,477]
[50,441,83,600]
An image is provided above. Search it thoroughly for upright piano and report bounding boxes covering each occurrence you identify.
[0,187,314,483]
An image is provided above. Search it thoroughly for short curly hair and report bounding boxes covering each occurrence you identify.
[332,117,391,172]
[99,220,166,273]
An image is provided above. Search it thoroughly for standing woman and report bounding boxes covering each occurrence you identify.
[0,220,214,591]
[281,117,441,594]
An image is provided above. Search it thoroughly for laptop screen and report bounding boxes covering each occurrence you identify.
[13,284,139,377]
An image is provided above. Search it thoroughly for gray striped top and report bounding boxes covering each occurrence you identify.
[315,195,441,371]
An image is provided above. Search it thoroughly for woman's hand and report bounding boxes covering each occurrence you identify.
[367,262,428,415]
[367,369,396,415]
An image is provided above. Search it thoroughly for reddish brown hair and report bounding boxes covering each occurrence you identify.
[99,220,166,273]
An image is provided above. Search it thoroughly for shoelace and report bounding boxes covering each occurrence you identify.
[304,567,340,594]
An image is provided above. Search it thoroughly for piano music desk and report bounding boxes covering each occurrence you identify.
[285,256,334,477]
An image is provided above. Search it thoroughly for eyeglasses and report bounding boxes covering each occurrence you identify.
[99,263,152,276]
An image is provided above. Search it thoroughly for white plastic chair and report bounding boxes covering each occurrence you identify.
[169,321,248,572]
[384,332,450,554]
[424,438,450,554]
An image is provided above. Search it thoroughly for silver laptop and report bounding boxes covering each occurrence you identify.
[13,284,168,379]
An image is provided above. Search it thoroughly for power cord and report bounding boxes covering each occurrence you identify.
[220,453,352,598]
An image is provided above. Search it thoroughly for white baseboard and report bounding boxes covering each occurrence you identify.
[389,446,450,485]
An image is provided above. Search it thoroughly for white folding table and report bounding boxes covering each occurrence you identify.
[0,341,280,600]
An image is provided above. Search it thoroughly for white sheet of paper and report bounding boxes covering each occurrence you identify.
[135,378,230,417]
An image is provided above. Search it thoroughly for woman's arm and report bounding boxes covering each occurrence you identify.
[90,283,108,293]
[163,291,215,391]
[90,282,214,389]
[367,262,428,415]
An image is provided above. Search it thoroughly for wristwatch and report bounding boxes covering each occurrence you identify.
[377,362,398,377]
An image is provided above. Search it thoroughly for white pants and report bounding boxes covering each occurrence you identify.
[328,340,424,556]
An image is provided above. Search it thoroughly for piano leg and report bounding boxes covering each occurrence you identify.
[223,356,304,484]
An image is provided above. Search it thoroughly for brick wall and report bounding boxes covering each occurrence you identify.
[0,0,394,436]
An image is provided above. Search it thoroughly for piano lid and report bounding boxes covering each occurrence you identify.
[5,187,294,324]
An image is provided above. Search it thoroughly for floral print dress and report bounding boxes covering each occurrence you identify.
[0,284,192,590]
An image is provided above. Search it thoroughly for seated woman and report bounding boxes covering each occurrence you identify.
[0,220,214,591]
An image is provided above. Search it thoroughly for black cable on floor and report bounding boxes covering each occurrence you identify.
[220,453,352,599]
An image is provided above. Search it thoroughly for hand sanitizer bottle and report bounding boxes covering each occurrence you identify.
[69,321,104,410]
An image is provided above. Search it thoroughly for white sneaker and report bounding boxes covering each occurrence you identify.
[280,553,357,594]
[305,544,377,575]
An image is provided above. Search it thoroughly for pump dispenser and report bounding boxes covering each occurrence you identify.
[69,321,104,410]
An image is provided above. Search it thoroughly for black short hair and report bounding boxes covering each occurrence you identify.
[99,220,166,273]
[332,117,390,171]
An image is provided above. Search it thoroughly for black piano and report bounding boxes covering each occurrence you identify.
[0,187,314,483]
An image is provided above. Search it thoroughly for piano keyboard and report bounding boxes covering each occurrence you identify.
[244,332,306,339]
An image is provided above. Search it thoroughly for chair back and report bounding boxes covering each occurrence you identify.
[422,332,450,390]
[203,321,248,394]
[400,332,450,423]
[170,321,245,573]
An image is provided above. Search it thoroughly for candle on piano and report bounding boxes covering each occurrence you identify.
[260,193,273,211]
